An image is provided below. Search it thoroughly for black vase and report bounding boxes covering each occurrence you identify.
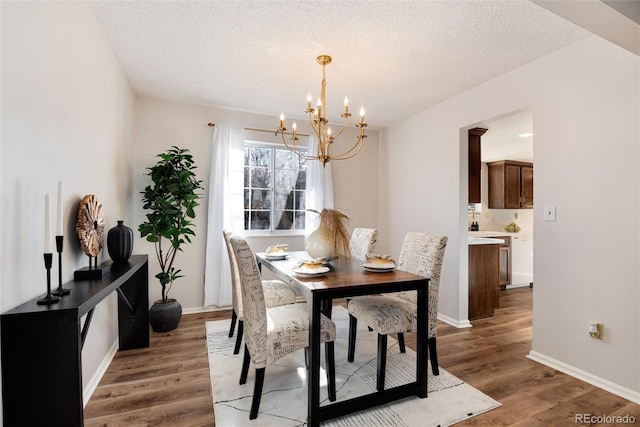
[107,220,133,263]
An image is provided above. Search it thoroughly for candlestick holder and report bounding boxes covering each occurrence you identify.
[37,253,61,305]
[52,235,71,296]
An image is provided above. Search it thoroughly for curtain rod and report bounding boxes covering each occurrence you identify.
[207,122,310,137]
[246,127,310,137]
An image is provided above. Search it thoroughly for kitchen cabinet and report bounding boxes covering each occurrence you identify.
[487,160,534,209]
[468,240,500,320]
[468,128,488,204]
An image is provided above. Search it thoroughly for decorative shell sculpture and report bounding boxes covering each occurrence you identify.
[76,194,105,257]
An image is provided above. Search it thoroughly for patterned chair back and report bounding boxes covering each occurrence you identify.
[349,228,378,260]
[394,232,447,339]
[229,235,269,367]
[223,230,244,319]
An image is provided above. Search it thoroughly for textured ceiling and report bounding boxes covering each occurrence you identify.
[90,0,590,129]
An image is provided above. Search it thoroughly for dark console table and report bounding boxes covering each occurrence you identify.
[1,254,149,427]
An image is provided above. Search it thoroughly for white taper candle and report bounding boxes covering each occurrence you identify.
[44,194,51,253]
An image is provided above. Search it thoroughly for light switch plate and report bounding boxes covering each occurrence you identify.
[544,204,556,222]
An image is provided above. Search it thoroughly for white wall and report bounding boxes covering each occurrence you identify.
[379,36,639,399]
[132,97,379,309]
[1,0,135,410]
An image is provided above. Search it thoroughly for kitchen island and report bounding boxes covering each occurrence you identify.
[468,237,503,320]
[469,231,533,288]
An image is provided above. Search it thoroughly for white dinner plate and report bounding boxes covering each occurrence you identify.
[265,252,289,260]
[361,262,396,272]
[291,266,330,276]
[299,258,330,265]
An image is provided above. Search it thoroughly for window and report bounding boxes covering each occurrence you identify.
[244,142,307,232]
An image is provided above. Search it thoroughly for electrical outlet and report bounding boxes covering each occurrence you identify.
[588,322,603,339]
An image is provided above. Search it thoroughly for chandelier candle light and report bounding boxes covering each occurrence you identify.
[277,55,367,167]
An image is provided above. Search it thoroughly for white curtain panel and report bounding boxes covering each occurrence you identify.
[305,135,334,234]
[204,125,245,307]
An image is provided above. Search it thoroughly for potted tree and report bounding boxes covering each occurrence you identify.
[139,146,204,332]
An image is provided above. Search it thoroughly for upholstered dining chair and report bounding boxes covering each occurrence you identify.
[318,227,379,318]
[349,227,378,260]
[229,235,337,420]
[223,230,297,355]
[347,232,447,390]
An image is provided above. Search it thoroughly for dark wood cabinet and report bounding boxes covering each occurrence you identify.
[521,165,534,207]
[468,128,488,204]
[1,255,149,427]
[468,243,500,320]
[487,160,534,209]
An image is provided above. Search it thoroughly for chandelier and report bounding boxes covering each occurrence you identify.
[276,55,367,167]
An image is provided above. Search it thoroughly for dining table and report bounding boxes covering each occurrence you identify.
[255,251,430,427]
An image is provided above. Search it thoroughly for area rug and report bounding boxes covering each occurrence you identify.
[207,306,500,426]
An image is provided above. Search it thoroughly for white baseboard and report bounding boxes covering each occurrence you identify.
[184,296,303,315]
[527,350,640,404]
[438,312,472,329]
[505,283,531,289]
[83,340,118,407]
[183,305,230,315]
[511,272,533,284]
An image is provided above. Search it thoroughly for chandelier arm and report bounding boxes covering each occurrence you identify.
[329,117,351,141]
[279,129,310,160]
[329,124,367,158]
[277,120,326,162]
[308,126,322,145]
[308,116,326,159]
[330,136,366,160]
[329,141,363,159]
[280,130,296,151]
[280,131,320,161]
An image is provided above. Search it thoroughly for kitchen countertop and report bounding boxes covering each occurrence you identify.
[468,236,505,245]
[469,230,533,238]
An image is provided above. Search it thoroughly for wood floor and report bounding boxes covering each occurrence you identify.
[84,288,640,426]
